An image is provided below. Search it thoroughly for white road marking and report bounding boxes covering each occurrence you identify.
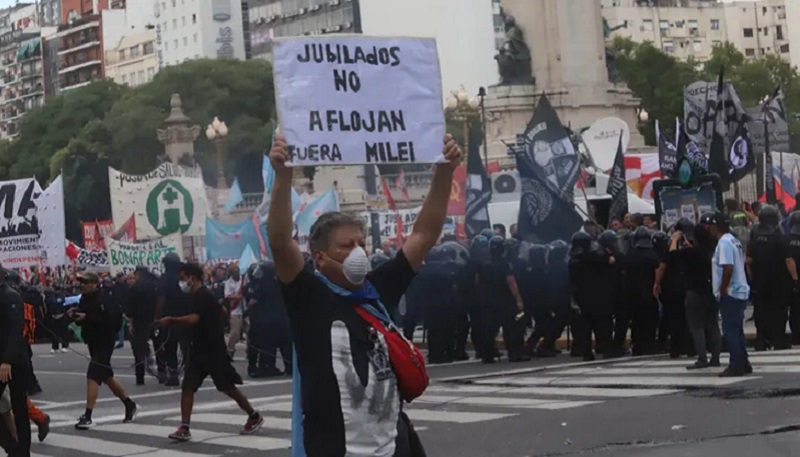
[95,424,290,451]
[168,413,292,431]
[416,395,600,410]
[551,366,800,375]
[617,355,800,367]
[425,385,681,398]
[36,433,203,456]
[474,376,756,387]
[405,409,517,423]
[35,371,137,379]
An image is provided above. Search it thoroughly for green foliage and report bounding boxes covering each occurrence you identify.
[0,58,276,241]
[610,37,800,144]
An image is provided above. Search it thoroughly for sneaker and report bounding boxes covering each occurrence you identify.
[38,415,50,442]
[241,413,264,435]
[123,401,138,423]
[169,426,192,442]
[686,361,710,370]
[718,367,746,378]
[61,348,68,353]
[75,415,94,430]
[50,349,56,354]
[745,363,753,374]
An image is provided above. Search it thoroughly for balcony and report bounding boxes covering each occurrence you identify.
[20,84,43,99]
[2,73,15,85]
[20,68,40,81]
[58,34,101,56]
[61,74,103,91]
[4,90,18,102]
[58,57,102,75]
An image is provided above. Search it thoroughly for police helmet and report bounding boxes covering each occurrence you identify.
[470,235,489,249]
[529,244,548,267]
[789,211,800,235]
[370,251,390,269]
[569,232,594,257]
[504,238,521,260]
[489,236,505,258]
[480,229,495,240]
[652,231,669,255]
[597,230,618,251]
[547,240,569,264]
[674,218,695,236]
[440,241,468,265]
[758,205,781,228]
[162,252,181,266]
[633,226,653,249]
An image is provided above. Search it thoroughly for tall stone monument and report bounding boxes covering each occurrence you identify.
[157,94,201,165]
[485,0,644,167]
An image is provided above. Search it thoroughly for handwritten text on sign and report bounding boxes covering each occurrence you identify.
[273,36,445,166]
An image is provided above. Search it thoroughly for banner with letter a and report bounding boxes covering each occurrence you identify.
[273,35,445,166]
[109,163,209,239]
[106,233,183,275]
[0,177,42,268]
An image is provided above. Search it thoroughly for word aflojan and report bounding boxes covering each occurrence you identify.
[288,141,417,163]
[309,110,406,133]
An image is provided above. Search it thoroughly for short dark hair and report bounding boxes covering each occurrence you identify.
[724,198,739,213]
[493,224,506,235]
[309,212,364,252]
[179,262,204,280]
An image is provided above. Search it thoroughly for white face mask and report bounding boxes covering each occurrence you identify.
[342,246,370,285]
[179,280,190,293]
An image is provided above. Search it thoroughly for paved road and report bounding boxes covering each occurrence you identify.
[24,343,800,456]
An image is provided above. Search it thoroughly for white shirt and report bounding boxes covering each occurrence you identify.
[224,277,244,316]
[712,233,750,301]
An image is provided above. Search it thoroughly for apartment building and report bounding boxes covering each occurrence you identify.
[104,29,157,86]
[601,0,794,65]
[55,14,105,92]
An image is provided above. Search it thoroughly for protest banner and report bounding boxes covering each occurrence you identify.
[82,220,115,251]
[0,177,42,268]
[273,35,446,166]
[67,241,109,272]
[37,176,67,267]
[359,206,421,241]
[106,233,183,275]
[109,163,209,239]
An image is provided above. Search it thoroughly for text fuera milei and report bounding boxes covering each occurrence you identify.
[274,36,445,166]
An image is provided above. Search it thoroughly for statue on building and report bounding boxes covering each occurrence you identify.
[603,18,628,84]
[495,13,533,85]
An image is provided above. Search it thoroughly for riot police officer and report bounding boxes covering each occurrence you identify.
[748,206,795,350]
[628,226,660,355]
[156,253,190,385]
[245,261,292,377]
[785,212,800,344]
[440,242,471,361]
[613,228,634,354]
[570,232,615,361]
[541,240,571,355]
[524,244,553,356]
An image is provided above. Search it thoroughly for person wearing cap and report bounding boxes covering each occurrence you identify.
[709,212,752,377]
[69,271,138,429]
[0,264,30,456]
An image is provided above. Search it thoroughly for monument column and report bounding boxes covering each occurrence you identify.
[485,0,645,169]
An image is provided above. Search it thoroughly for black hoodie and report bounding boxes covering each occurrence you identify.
[0,283,27,364]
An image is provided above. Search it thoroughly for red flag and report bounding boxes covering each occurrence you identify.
[396,169,410,205]
[381,179,404,242]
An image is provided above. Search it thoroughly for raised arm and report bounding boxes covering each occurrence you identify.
[267,133,306,284]
[401,134,462,271]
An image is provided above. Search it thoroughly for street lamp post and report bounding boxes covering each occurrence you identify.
[446,88,480,165]
[206,116,229,190]
[478,87,488,169]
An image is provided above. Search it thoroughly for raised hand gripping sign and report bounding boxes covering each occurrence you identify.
[273,35,446,166]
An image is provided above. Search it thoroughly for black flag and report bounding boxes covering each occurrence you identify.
[464,130,491,239]
[709,68,754,191]
[514,95,582,243]
[676,117,708,175]
[657,120,678,178]
[607,134,628,222]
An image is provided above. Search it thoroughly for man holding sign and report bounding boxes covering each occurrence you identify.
[268,129,460,456]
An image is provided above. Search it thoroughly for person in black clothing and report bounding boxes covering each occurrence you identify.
[267,132,460,457]
[0,266,31,457]
[159,263,263,441]
[541,240,571,356]
[786,212,800,344]
[628,226,660,355]
[440,241,471,361]
[653,226,692,359]
[523,244,553,357]
[613,229,634,354]
[21,286,43,396]
[570,232,615,361]
[664,216,722,369]
[418,246,455,364]
[127,268,159,385]
[70,272,137,430]
[156,253,190,386]
[747,205,796,350]
[44,286,69,353]
[245,261,292,377]
[484,236,528,363]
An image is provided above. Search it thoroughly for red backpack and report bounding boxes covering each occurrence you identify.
[354,305,429,402]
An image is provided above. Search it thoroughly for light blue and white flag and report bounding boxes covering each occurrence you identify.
[238,244,258,269]
[224,178,244,213]
[295,187,340,237]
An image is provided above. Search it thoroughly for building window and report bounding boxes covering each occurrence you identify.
[173,39,178,48]
[743,28,754,38]
[675,20,683,29]
[129,72,135,83]
[118,49,125,60]
[138,70,145,84]
[193,33,198,43]
[763,27,769,36]
[745,48,755,57]
[643,19,653,31]
[121,74,126,83]
[663,41,674,53]
[688,19,698,30]
[143,42,154,54]
[183,36,188,46]
[777,25,784,40]
[692,40,702,52]
[182,16,186,26]
[165,41,169,50]
[192,14,196,24]
[147,67,155,79]
[172,19,177,28]
[130,45,140,57]
[781,44,790,53]
[161,2,165,11]
[171,0,175,7]
[710,19,720,30]
[659,20,669,30]
[163,22,167,31]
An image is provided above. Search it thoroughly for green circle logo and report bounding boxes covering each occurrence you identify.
[678,159,693,187]
[146,179,194,235]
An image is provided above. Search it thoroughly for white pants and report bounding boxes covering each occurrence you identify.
[227,314,244,353]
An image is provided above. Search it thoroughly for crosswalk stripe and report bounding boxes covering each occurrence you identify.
[168,413,292,431]
[405,409,516,423]
[95,423,290,451]
[425,385,681,398]
[259,402,293,413]
[617,355,800,367]
[474,376,756,387]
[551,366,800,375]
[416,394,600,410]
[36,433,203,456]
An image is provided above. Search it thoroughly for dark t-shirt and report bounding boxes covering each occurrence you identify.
[187,287,227,358]
[281,250,417,457]
[748,231,791,290]
[674,247,714,297]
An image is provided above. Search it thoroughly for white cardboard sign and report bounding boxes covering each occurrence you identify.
[273,35,446,166]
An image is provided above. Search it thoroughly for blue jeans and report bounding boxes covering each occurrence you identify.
[719,295,749,369]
